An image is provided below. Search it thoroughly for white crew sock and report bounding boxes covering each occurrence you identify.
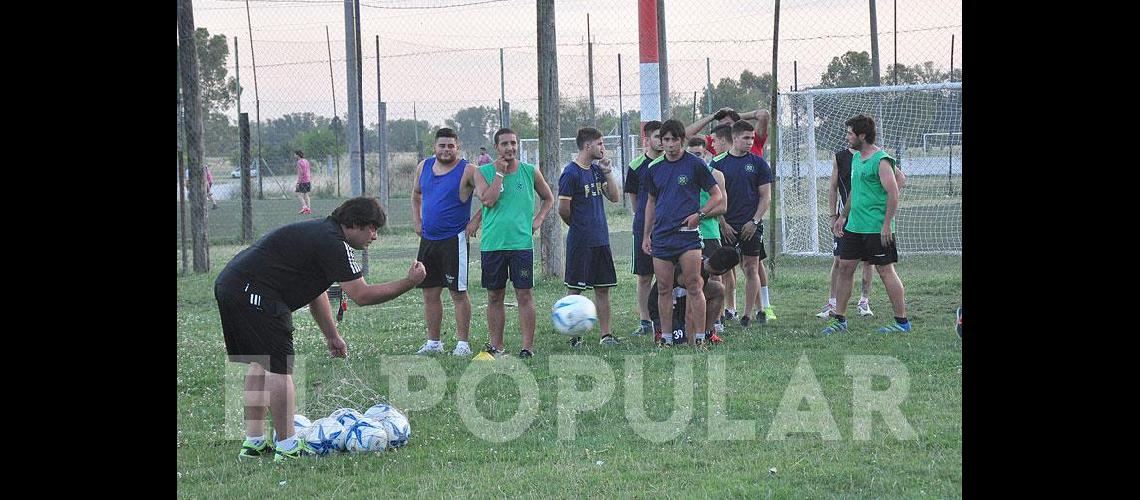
[761,286,770,308]
[276,435,298,452]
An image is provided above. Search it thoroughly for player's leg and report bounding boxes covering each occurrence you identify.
[592,246,618,344]
[447,234,472,354]
[740,255,760,325]
[680,249,706,346]
[653,257,678,346]
[858,262,875,316]
[482,251,508,353]
[511,250,536,355]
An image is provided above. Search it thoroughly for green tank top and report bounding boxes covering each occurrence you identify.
[699,164,720,240]
[845,149,897,234]
[479,162,536,251]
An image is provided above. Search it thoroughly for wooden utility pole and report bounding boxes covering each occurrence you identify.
[537,0,563,278]
[178,0,209,272]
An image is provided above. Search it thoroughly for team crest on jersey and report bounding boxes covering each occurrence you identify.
[677,175,689,186]
[745,164,755,173]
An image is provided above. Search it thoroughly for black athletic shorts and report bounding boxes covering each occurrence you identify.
[416,233,469,291]
[837,231,899,265]
[565,245,617,290]
[727,222,766,258]
[215,276,296,375]
[295,182,312,193]
[631,229,654,276]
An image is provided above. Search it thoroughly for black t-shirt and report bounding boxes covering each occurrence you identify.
[835,148,854,213]
[218,217,364,311]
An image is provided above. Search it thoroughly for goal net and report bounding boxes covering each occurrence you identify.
[776,82,962,255]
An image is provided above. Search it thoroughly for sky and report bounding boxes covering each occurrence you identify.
[189,0,962,127]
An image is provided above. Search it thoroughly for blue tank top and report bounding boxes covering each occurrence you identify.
[420,157,472,240]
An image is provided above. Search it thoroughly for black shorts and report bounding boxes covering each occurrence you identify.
[728,222,767,258]
[416,233,469,291]
[215,277,296,375]
[631,226,654,276]
[701,238,722,259]
[832,236,841,257]
[481,249,534,290]
[651,230,703,260]
[295,182,312,193]
[565,245,617,290]
[837,231,899,265]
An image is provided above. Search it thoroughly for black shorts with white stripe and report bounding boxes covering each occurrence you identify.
[416,233,470,291]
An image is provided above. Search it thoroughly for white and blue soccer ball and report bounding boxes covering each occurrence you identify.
[551,295,598,336]
[329,408,365,428]
[364,403,411,447]
[345,417,390,453]
[305,417,347,455]
[293,415,312,436]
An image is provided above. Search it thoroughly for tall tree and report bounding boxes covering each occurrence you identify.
[445,106,497,151]
[818,50,874,89]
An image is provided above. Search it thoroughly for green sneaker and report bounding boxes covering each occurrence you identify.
[763,306,777,321]
[237,438,273,460]
[273,439,318,462]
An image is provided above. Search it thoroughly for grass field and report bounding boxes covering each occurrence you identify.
[177,211,962,497]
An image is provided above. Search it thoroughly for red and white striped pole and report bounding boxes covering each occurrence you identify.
[638,0,660,143]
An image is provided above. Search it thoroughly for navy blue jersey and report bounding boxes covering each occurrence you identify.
[644,152,717,247]
[711,151,772,227]
[558,161,611,248]
[834,148,854,213]
[624,153,654,235]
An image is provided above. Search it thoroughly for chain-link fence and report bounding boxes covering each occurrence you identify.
[179,0,961,251]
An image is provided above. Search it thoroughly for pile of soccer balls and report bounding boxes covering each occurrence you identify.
[293,403,411,455]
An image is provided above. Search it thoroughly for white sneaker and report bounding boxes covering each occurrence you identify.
[714,321,725,334]
[452,344,472,356]
[857,300,874,317]
[415,341,444,355]
[816,303,836,319]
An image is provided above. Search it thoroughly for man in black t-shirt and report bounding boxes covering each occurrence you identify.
[216,196,426,462]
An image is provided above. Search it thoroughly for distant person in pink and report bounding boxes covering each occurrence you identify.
[477,147,492,166]
[206,166,218,209]
[295,150,312,214]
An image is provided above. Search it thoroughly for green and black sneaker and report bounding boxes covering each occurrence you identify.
[237,438,273,460]
[273,439,318,463]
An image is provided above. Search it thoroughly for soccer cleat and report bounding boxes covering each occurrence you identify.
[415,341,444,355]
[483,342,506,357]
[631,321,652,337]
[238,438,273,460]
[821,317,848,335]
[452,343,473,356]
[763,306,777,321]
[714,320,725,334]
[739,315,751,328]
[273,440,317,462]
[519,349,534,358]
[709,333,724,344]
[600,334,620,346]
[956,307,962,338]
[569,336,584,348]
[723,309,737,321]
[815,303,836,319]
[857,300,874,317]
[694,338,710,350]
[877,321,913,333]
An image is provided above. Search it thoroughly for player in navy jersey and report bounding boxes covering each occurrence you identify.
[558,127,622,348]
[216,197,426,461]
[623,120,664,338]
[641,119,725,347]
[713,120,775,327]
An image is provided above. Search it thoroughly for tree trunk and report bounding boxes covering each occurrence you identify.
[178,0,209,272]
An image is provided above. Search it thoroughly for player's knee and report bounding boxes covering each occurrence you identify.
[488,289,506,302]
[705,280,724,299]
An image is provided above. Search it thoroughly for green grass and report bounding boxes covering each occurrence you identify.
[177,222,961,498]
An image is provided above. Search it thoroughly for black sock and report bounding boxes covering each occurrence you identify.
[895,316,908,325]
[834,315,846,322]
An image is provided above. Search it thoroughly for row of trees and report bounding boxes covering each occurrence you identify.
[183,27,961,166]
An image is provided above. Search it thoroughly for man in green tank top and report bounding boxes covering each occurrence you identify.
[823,114,911,335]
[469,128,556,358]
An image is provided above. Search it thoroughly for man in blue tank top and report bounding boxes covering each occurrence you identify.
[412,128,480,357]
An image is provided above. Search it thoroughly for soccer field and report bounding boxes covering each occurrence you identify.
[177,223,962,497]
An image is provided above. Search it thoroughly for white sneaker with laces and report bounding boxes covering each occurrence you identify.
[857,300,874,317]
[452,343,472,356]
[816,303,836,319]
[415,341,444,355]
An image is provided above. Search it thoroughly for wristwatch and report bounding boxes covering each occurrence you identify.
[751,218,761,226]
[699,211,707,220]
